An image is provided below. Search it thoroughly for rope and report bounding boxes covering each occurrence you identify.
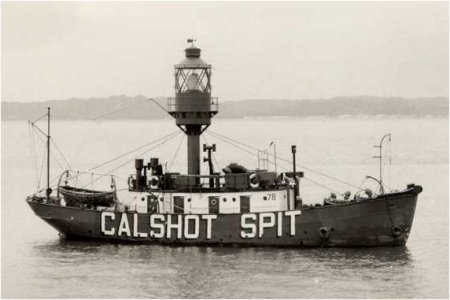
[168,134,185,172]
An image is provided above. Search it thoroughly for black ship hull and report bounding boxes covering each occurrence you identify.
[26,186,420,247]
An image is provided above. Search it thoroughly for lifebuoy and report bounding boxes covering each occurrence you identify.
[249,173,260,188]
[149,176,159,189]
[210,199,217,206]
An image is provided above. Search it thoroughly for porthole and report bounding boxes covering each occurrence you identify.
[232,198,236,202]
[159,198,163,202]
[187,198,191,202]
[223,198,227,202]
[263,196,267,201]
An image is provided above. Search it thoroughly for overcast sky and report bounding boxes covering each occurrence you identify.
[2,1,448,103]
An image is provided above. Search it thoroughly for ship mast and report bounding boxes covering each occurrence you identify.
[46,107,51,199]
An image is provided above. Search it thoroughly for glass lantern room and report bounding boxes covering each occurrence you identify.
[174,46,211,94]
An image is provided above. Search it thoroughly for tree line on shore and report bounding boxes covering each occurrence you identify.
[2,95,448,120]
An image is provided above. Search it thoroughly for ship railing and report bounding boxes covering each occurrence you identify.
[175,174,226,189]
[166,97,219,112]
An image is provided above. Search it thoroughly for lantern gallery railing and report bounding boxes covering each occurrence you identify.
[166,97,219,113]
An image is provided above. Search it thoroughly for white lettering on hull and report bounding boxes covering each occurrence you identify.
[201,215,217,239]
[100,210,301,240]
[240,214,257,238]
[258,212,275,238]
[167,215,182,239]
[150,214,165,238]
[285,211,301,236]
[117,213,131,237]
[133,213,148,238]
[101,212,115,236]
[184,215,200,239]
[277,212,283,237]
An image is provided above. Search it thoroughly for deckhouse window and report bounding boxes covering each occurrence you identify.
[173,196,184,214]
[208,196,219,214]
[240,196,250,213]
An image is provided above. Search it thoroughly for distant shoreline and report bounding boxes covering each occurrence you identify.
[2,95,448,120]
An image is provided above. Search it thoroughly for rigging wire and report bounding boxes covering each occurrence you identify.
[37,147,47,190]
[68,97,161,167]
[30,124,49,190]
[28,123,40,190]
[302,177,344,197]
[205,131,259,162]
[35,175,63,194]
[30,113,48,125]
[149,98,168,113]
[208,130,361,190]
[32,126,66,169]
[51,137,72,170]
[29,123,47,138]
[80,131,182,188]
[90,98,152,121]
[168,134,185,172]
[88,130,179,171]
[28,96,170,192]
[104,131,181,174]
[206,131,353,195]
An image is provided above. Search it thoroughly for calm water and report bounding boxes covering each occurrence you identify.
[2,117,448,298]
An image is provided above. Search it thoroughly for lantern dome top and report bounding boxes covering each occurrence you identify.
[175,45,211,69]
[185,47,201,58]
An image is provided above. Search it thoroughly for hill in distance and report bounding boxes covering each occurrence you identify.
[2,95,448,120]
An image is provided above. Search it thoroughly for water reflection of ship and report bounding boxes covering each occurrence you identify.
[26,39,422,247]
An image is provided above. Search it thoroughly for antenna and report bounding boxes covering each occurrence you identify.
[269,142,277,174]
[373,133,391,194]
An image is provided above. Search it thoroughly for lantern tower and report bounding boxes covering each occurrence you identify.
[168,39,218,175]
